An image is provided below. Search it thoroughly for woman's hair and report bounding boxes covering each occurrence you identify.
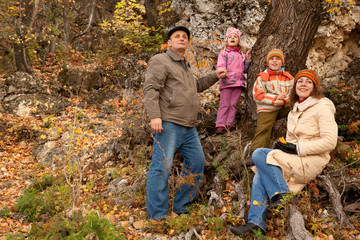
[289,78,324,108]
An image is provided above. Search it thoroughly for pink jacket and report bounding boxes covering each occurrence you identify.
[216,47,251,90]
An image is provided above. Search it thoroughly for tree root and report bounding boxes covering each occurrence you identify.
[286,205,314,240]
[317,174,355,230]
[208,190,224,208]
[185,228,202,240]
[234,182,246,219]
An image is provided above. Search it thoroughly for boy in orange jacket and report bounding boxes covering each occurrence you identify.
[246,49,294,166]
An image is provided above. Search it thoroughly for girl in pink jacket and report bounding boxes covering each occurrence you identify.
[216,28,252,134]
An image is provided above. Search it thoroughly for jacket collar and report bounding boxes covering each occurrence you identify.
[166,48,184,61]
[225,47,240,53]
[265,67,286,75]
[292,96,319,112]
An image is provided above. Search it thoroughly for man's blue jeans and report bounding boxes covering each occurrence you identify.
[248,148,289,231]
[146,121,205,220]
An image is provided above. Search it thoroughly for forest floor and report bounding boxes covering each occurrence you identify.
[0,65,359,239]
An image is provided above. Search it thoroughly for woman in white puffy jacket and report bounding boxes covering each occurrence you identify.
[230,69,338,236]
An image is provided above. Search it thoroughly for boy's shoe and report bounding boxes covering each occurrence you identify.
[216,127,225,135]
[229,223,265,236]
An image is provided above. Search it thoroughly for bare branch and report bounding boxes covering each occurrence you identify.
[28,0,40,29]
[71,0,96,42]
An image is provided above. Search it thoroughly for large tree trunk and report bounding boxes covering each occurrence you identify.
[245,0,322,119]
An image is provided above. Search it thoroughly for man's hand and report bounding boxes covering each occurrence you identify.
[216,68,227,79]
[150,118,163,134]
[274,141,297,154]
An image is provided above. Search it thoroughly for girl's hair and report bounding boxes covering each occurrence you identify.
[289,79,324,108]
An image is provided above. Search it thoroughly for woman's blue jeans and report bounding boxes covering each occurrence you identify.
[146,121,205,220]
[248,148,289,231]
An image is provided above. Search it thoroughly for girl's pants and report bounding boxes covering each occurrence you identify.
[216,87,243,128]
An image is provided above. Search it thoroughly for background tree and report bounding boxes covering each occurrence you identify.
[12,0,38,73]
[245,0,322,119]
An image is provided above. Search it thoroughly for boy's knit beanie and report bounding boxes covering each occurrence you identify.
[294,69,320,87]
[266,49,285,66]
[225,28,242,43]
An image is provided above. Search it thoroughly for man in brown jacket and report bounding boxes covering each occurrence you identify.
[143,26,226,220]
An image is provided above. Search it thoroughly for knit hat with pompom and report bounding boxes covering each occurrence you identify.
[294,69,320,87]
[266,49,285,66]
[225,28,242,44]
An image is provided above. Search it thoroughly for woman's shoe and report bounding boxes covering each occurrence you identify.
[229,223,264,236]
[269,193,298,209]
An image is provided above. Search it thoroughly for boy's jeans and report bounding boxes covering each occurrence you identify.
[146,121,205,220]
[248,148,289,231]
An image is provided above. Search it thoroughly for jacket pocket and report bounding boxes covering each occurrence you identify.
[279,81,292,94]
[222,72,237,85]
[264,81,276,92]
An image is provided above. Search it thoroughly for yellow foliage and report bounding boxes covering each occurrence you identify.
[278,137,287,144]
[99,0,165,52]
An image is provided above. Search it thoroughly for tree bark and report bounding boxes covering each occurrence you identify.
[286,205,314,240]
[13,0,37,73]
[14,43,33,73]
[144,0,158,28]
[245,0,322,119]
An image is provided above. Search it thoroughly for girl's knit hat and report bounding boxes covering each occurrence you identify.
[266,49,285,66]
[294,69,320,87]
[225,28,242,43]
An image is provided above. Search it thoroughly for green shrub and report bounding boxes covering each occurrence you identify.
[14,175,71,222]
[168,214,195,234]
[0,206,10,218]
[27,211,126,239]
[207,217,224,232]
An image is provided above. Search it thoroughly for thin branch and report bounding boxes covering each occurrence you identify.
[71,0,96,42]
[0,13,16,33]
[329,158,360,174]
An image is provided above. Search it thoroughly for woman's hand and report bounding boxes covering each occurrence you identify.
[274,141,297,154]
